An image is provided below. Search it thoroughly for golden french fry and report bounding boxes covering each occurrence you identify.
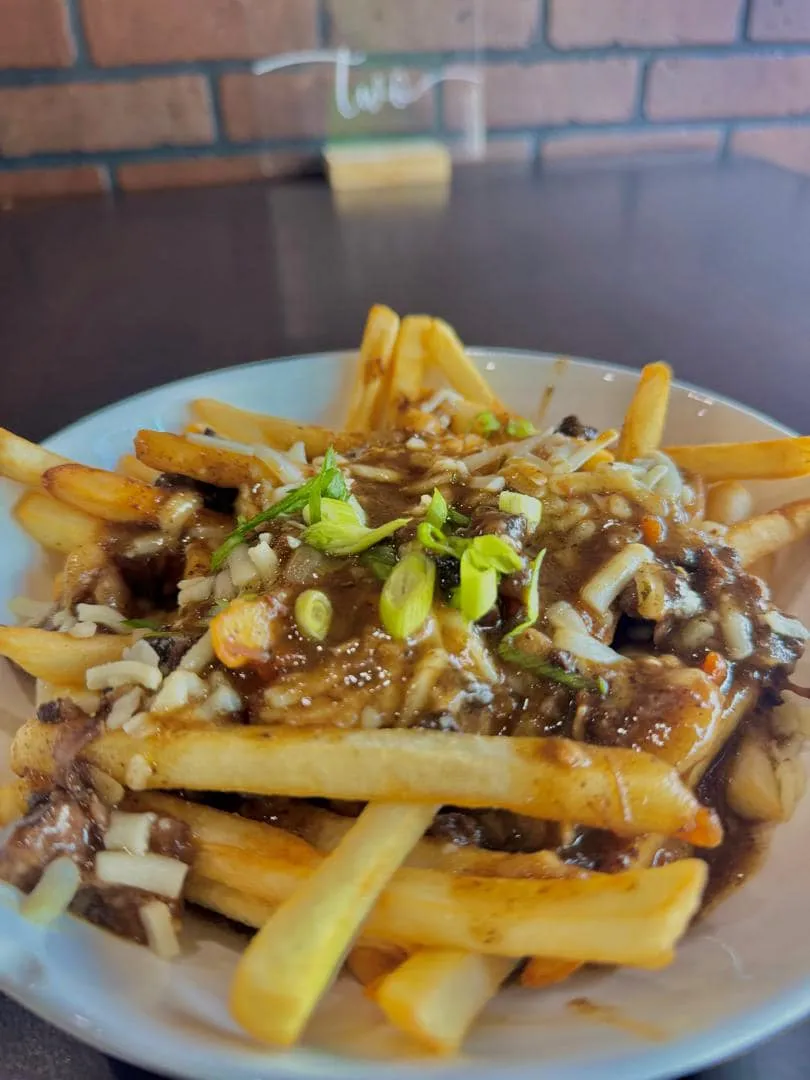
[12,723,720,844]
[666,438,810,482]
[385,315,432,421]
[369,949,517,1054]
[229,802,436,1045]
[346,942,409,989]
[135,429,267,488]
[117,453,160,485]
[0,428,70,486]
[427,318,504,412]
[519,956,581,989]
[0,780,28,826]
[43,464,164,525]
[186,875,277,928]
[191,399,361,458]
[0,627,134,684]
[617,362,672,462]
[345,304,400,431]
[191,841,706,966]
[727,498,810,566]
[13,490,104,554]
[110,795,702,967]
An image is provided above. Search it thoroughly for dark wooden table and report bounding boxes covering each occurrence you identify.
[1,158,809,1079]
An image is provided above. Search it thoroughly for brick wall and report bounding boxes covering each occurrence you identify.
[2,0,810,200]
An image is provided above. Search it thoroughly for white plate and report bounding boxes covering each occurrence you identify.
[1,350,809,1080]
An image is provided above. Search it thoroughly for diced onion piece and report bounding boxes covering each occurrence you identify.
[68,621,98,638]
[256,445,305,485]
[581,543,654,614]
[158,491,200,535]
[106,686,143,730]
[140,899,181,960]
[76,603,128,632]
[20,857,81,925]
[247,539,279,583]
[227,544,261,589]
[196,673,242,719]
[178,630,215,673]
[104,810,156,856]
[498,490,542,529]
[547,600,589,635]
[459,548,498,622]
[380,552,436,639]
[554,627,627,666]
[125,753,153,790]
[122,712,153,737]
[294,589,333,642]
[287,440,308,465]
[178,576,214,607]
[8,597,54,625]
[634,563,668,621]
[764,610,810,642]
[150,670,207,714]
[95,851,188,900]
[214,569,236,602]
[86,660,163,691]
[469,475,506,492]
[719,598,754,661]
[562,429,619,473]
[124,639,161,667]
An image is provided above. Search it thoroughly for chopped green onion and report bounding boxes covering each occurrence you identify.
[308,483,322,524]
[211,447,349,570]
[474,411,501,437]
[380,552,435,639]
[302,514,410,557]
[498,490,542,529]
[294,589,333,642]
[447,506,471,527]
[416,521,465,558]
[121,617,163,631]
[498,639,607,694]
[509,548,546,638]
[361,545,397,581]
[506,417,536,438]
[320,498,363,527]
[459,547,498,622]
[425,488,449,530]
[468,534,523,575]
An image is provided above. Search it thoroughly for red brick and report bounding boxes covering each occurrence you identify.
[326,0,538,50]
[82,0,316,66]
[0,166,107,205]
[647,56,810,120]
[0,0,74,68]
[445,59,639,130]
[221,68,435,142]
[548,0,741,48]
[749,0,810,42]
[731,125,810,175]
[117,153,315,192]
[542,127,722,165]
[0,78,214,156]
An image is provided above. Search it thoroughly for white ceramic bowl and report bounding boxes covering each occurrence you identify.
[1,350,809,1080]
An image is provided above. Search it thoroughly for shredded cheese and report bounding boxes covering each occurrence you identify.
[95,851,188,899]
[20,857,81,925]
[86,660,162,692]
[104,811,156,856]
[140,899,181,959]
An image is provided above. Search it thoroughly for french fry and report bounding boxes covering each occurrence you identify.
[345,304,400,431]
[192,842,706,966]
[727,497,810,566]
[369,949,517,1054]
[12,723,721,844]
[43,464,164,525]
[0,780,28,826]
[190,399,362,458]
[259,799,585,878]
[384,315,432,422]
[519,956,582,989]
[617,362,672,462]
[0,627,134,684]
[666,437,810,482]
[0,427,70,486]
[427,318,504,412]
[13,490,104,554]
[186,874,276,929]
[135,429,266,488]
[229,802,436,1045]
[117,453,160,485]
[346,942,409,989]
